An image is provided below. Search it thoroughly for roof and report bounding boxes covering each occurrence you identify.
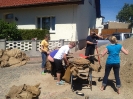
[0,0,83,9]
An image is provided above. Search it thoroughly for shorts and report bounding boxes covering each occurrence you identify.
[54,59,63,73]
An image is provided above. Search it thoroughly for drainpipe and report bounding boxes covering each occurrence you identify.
[88,28,90,35]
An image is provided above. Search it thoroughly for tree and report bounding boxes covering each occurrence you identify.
[116,3,133,28]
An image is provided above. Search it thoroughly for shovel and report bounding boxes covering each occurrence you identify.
[95,45,102,72]
[79,54,101,59]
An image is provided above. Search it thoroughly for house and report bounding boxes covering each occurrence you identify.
[96,16,104,29]
[104,21,130,29]
[0,0,101,50]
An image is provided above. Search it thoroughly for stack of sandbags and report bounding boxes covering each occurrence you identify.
[0,48,30,68]
[62,57,99,82]
[5,83,41,99]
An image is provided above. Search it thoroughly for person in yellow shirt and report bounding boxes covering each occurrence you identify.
[40,34,50,75]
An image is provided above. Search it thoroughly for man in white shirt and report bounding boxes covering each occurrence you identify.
[54,42,76,85]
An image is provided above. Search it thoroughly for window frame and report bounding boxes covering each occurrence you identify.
[36,16,56,33]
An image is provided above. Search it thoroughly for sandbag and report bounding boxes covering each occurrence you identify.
[0,54,9,61]
[0,49,4,57]
[0,60,8,67]
[62,66,71,83]
[8,57,21,66]
[6,48,22,58]
[70,66,78,76]
[5,83,41,99]
[46,59,52,71]
[11,60,27,67]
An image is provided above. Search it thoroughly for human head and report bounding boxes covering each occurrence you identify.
[69,41,76,49]
[44,34,50,41]
[90,31,96,36]
[109,36,117,44]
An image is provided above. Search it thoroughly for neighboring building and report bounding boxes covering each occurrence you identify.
[0,0,101,49]
[96,16,104,29]
[104,21,130,29]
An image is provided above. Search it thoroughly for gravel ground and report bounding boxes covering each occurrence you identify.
[1,40,133,99]
[1,63,131,99]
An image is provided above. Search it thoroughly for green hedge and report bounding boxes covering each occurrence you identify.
[0,20,49,40]
[0,20,21,41]
[18,29,49,40]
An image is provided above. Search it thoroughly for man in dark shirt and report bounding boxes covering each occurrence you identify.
[85,31,103,64]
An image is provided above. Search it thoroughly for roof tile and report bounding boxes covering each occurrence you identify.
[0,0,82,8]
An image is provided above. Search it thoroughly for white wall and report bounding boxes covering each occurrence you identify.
[76,0,96,40]
[0,5,77,41]
[96,17,104,29]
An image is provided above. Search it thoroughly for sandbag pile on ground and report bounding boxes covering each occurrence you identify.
[0,48,30,68]
[5,83,40,99]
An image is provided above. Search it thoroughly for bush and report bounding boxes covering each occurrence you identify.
[18,29,49,40]
[0,20,21,41]
[0,20,49,40]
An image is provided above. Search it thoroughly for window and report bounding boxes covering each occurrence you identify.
[4,13,14,23]
[5,13,14,19]
[37,16,55,32]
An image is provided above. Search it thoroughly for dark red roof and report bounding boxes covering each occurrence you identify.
[0,0,83,8]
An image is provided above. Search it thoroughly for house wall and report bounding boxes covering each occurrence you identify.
[0,5,78,41]
[76,0,96,49]
[96,17,104,29]
[104,22,130,29]
[0,1,97,50]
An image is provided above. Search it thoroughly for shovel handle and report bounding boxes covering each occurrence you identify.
[86,54,102,57]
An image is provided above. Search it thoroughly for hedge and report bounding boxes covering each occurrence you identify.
[18,29,49,40]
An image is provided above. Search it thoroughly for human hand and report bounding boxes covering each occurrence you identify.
[66,61,69,66]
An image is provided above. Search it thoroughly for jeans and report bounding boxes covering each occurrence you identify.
[41,52,47,68]
[102,63,121,88]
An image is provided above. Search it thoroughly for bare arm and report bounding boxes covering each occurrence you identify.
[96,34,103,39]
[101,48,108,57]
[121,47,128,55]
[41,45,47,52]
[86,41,93,44]
[63,53,69,66]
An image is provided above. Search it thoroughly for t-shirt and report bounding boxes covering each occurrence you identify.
[40,40,49,52]
[50,50,58,58]
[86,36,97,48]
[54,45,69,60]
[106,44,122,64]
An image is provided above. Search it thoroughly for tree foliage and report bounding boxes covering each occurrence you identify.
[116,3,133,23]
[0,20,21,40]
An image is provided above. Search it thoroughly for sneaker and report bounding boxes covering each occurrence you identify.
[56,81,65,85]
[60,80,65,83]
[41,72,46,75]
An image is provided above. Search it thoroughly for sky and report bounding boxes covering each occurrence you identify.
[100,0,133,22]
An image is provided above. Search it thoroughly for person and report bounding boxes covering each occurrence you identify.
[100,36,128,94]
[40,34,50,75]
[54,42,76,85]
[47,49,58,79]
[85,31,103,64]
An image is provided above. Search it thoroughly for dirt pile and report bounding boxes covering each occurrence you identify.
[98,37,133,91]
